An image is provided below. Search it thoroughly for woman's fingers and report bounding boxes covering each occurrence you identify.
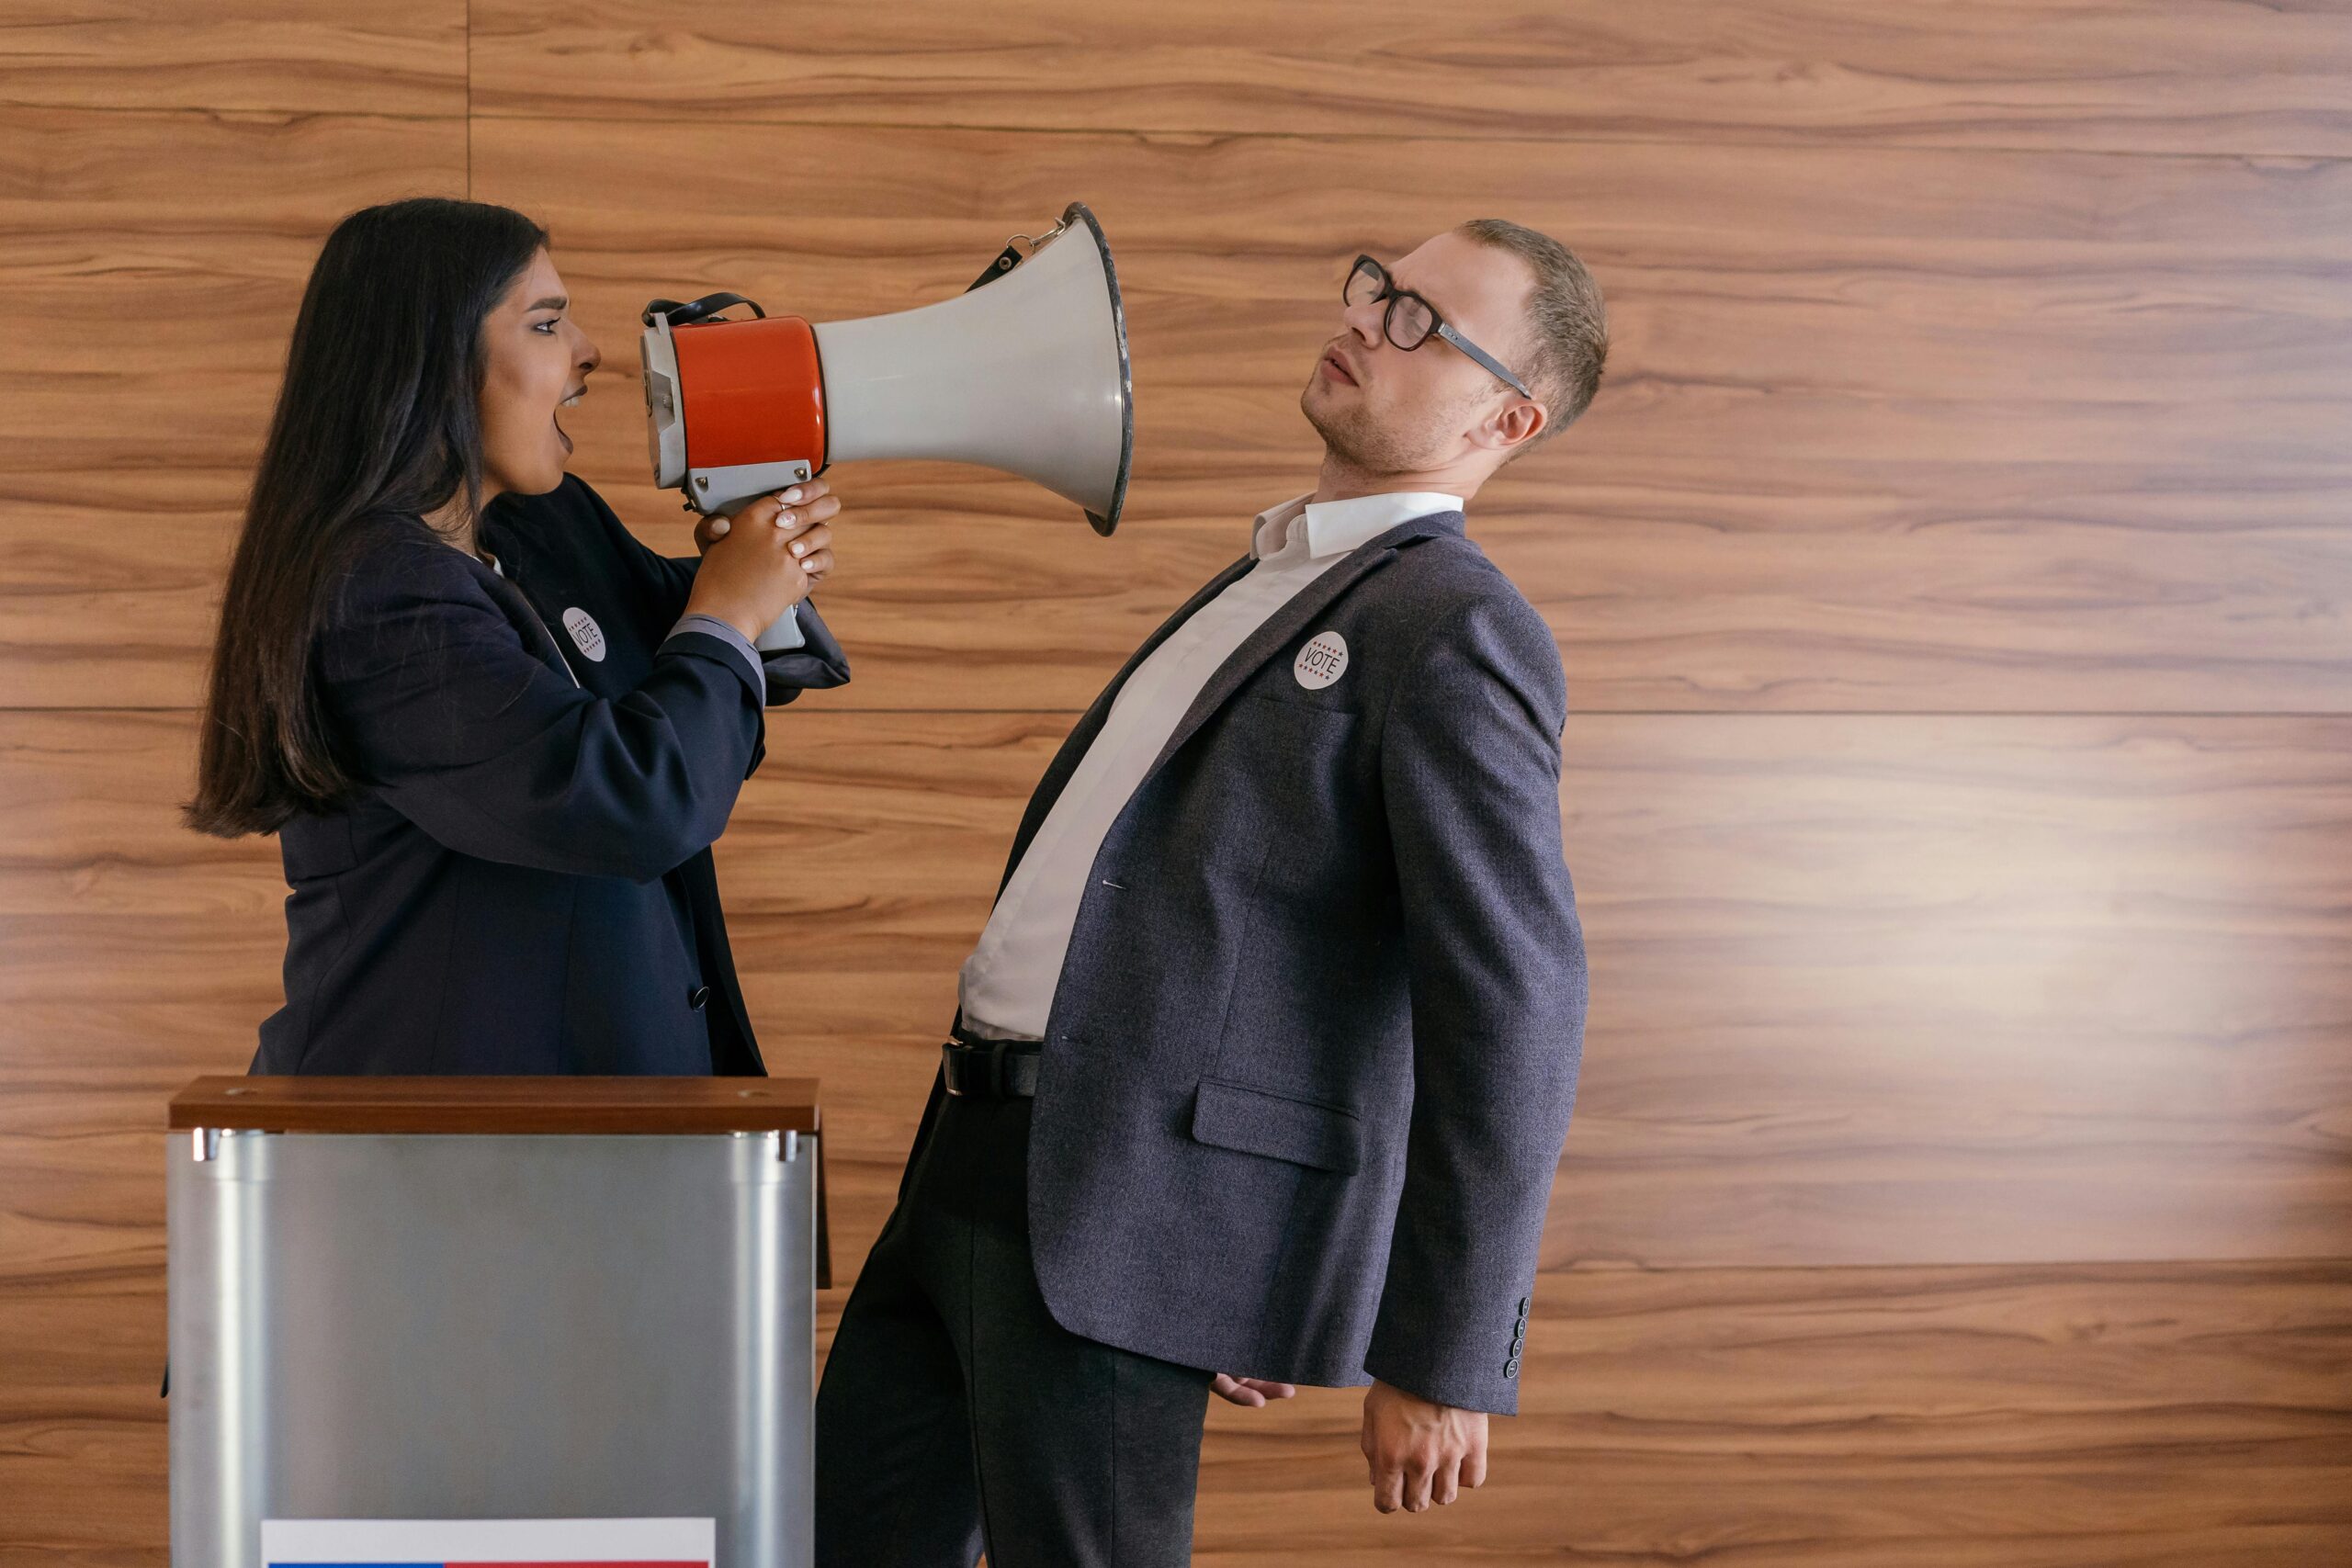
[782,523,832,562]
[700,491,782,552]
[1209,1373,1262,1406]
[763,479,835,530]
[775,502,837,542]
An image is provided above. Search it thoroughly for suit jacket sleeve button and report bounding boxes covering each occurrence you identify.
[1504,1358,1521,1378]
[689,985,711,1011]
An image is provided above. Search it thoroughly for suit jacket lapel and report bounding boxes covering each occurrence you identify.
[994,550,1257,897]
[472,558,582,688]
[991,507,1465,899]
[1137,509,1460,784]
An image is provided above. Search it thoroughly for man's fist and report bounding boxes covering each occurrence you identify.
[1360,1378,1487,1513]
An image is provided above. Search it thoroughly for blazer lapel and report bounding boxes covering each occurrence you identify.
[1138,507,1464,784]
[994,550,1258,896]
[990,506,1465,900]
[474,561,585,691]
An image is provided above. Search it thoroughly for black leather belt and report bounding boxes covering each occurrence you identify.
[941,1036,1042,1100]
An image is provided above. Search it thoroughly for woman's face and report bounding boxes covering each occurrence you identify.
[476,247,600,500]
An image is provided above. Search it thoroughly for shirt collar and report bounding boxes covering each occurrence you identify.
[1250,490,1465,562]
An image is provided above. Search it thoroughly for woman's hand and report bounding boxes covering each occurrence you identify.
[684,490,839,643]
[695,478,838,555]
[1211,1373,1296,1407]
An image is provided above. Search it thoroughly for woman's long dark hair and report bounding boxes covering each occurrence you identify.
[187,197,548,838]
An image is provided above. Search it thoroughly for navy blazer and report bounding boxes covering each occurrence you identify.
[251,475,849,1077]
[913,508,1585,1415]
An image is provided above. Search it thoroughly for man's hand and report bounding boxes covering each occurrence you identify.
[1209,1373,1296,1408]
[1361,1378,1487,1513]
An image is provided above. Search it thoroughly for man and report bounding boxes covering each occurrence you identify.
[815,218,1606,1565]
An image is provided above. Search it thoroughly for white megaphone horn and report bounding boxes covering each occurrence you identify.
[639,199,1133,558]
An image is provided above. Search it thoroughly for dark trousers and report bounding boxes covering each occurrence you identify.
[814,1088,1215,1567]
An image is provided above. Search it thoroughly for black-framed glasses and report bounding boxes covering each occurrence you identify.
[1343,254,1533,400]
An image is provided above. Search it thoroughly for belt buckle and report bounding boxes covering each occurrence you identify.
[942,1038,1002,1099]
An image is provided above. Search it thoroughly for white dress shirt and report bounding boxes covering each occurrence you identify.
[956,489,1464,1043]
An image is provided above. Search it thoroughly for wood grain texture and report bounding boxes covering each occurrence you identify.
[6,4,2350,1558]
[0,2,465,116]
[11,1244,2350,1561]
[492,121,2338,716]
[16,116,2348,710]
[1182,1258,2352,1564]
[0,107,465,709]
[6,706,2347,1292]
[469,0,2352,158]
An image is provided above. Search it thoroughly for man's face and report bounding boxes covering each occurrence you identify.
[1300,230,1536,475]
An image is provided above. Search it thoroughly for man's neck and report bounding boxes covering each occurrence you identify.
[1310,452,1482,508]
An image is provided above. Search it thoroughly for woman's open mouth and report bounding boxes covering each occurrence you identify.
[553,387,583,454]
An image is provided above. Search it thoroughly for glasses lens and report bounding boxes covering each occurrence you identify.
[1387,293,1435,350]
[1344,257,1383,307]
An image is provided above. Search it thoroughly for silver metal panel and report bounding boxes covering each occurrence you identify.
[169,1130,816,1567]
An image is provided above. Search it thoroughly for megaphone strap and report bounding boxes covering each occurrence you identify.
[641,292,767,328]
[966,243,1026,293]
[965,216,1074,293]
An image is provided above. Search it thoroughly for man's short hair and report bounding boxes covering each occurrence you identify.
[1456,218,1608,451]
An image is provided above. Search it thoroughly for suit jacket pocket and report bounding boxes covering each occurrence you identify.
[1191,1077,1363,1174]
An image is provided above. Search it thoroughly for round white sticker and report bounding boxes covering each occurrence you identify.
[1294,629,1349,690]
[560,606,608,662]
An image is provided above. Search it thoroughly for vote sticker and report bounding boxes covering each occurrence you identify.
[1294,630,1349,690]
[561,606,608,662]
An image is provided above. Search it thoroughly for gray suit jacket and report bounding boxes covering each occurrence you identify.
[906,506,1587,1415]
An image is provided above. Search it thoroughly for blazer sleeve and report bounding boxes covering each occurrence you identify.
[589,481,854,706]
[1360,587,1589,1416]
[318,527,768,885]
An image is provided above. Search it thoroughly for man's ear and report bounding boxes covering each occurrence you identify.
[1478,397,1548,456]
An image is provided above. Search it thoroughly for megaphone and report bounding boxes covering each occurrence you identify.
[639,197,1133,550]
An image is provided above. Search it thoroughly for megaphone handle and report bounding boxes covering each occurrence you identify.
[753,604,806,653]
[696,476,810,652]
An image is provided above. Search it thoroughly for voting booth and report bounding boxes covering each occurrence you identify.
[165,1076,829,1567]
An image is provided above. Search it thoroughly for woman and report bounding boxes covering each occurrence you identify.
[187,197,847,1076]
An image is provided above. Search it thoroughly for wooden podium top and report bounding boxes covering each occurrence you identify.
[171,1075,833,1286]
[168,1076,823,1135]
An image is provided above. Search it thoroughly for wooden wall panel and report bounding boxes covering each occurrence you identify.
[1187,1258,2352,1565]
[6,1,2349,1561]
[21,118,2347,712]
[460,119,2352,715]
[470,0,2352,159]
[0,2,464,116]
[8,707,2347,1306]
[0,108,467,709]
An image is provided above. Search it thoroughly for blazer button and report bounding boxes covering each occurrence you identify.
[1503,1357,1521,1379]
[688,985,711,1011]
